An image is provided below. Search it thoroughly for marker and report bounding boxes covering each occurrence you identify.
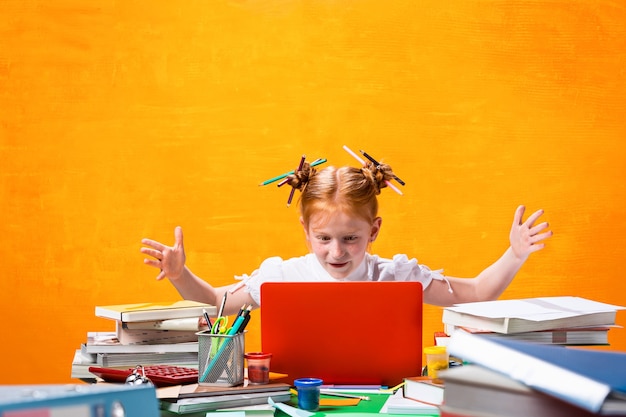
[238,305,253,333]
[202,308,212,332]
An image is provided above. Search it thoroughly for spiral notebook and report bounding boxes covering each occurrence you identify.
[260,281,424,387]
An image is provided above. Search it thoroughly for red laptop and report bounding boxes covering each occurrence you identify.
[260,281,423,387]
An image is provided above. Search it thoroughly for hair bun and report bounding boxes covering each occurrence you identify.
[288,161,317,191]
[362,161,395,194]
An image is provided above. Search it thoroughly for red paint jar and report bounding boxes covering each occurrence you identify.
[244,352,272,384]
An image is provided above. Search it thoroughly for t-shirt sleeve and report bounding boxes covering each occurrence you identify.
[238,256,285,306]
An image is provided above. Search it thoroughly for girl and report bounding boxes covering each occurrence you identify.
[141,160,552,316]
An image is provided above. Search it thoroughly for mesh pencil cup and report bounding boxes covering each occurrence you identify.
[197,330,246,387]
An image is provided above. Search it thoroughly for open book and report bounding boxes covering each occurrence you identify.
[442,296,623,334]
[95,300,216,322]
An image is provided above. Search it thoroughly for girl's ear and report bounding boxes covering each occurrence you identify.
[300,217,309,240]
[370,217,382,242]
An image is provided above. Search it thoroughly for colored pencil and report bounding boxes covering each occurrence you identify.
[259,158,327,186]
[287,155,306,207]
[342,145,402,196]
[359,149,405,186]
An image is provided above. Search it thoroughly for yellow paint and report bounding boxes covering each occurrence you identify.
[1,1,625,383]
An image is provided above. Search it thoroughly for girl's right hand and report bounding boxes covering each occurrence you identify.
[141,226,186,281]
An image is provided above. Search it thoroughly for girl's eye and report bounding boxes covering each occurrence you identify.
[345,236,358,242]
[317,236,331,242]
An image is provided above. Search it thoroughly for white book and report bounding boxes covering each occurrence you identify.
[82,332,199,354]
[95,300,216,322]
[442,296,623,334]
[381,389,440,415]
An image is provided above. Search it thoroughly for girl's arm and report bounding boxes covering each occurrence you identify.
[424,205,552,306]
[141,226,256,316]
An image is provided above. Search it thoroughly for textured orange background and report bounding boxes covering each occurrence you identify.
[1,1,625,384]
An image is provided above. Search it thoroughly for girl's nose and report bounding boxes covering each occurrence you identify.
[329,240,345,258]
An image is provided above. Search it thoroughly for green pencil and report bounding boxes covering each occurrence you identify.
[258,158,327,186]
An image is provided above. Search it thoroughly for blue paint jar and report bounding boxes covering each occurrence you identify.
[294,377,323,411]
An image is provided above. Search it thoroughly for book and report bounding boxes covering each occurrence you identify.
[0,384,159,417]
[381,388,440,416]
[157,382,292,400]
[70,349,98,382]
[159,391,292,414]
[121,317,204,331]
[116,321,200,345]
[439,365,626,417]
[403,376,444,405]
[447,330,626,415]
[95,300,216,322]
[160,404,275,417]
[82,332,199,354]
[442,296,623,334]
[446,325,614,346]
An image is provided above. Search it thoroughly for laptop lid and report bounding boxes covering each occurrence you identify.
[260,281,423,387]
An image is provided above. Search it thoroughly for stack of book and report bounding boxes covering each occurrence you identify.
[441,296,624,346]
[381,376,443,416]
[441,330,626,417]
[71,300,216,382]
[157,382,292,415]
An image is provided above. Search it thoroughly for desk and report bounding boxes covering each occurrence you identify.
[161,391,438,416]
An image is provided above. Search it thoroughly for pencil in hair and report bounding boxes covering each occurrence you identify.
[287,154,306,207]
[359,149,406,186]
[259,158,327,186]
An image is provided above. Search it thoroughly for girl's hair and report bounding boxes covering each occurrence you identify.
[287,161,396,226]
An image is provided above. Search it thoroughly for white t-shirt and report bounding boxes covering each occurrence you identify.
[239,253,446,305]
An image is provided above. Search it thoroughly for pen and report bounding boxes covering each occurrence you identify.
[214,292,228,333]
[202,308,212,332]
[259,158,327,186]
[287,155,306,207]
[359,149,405,186]
[238,305,253,333]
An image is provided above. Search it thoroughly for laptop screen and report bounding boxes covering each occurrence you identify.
[260,281,423,387]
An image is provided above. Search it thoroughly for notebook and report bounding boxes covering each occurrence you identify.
[260,281,423,387]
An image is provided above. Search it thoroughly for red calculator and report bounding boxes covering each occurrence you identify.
[88,365,199,387]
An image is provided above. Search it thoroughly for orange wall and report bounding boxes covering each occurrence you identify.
[1,1,625,384]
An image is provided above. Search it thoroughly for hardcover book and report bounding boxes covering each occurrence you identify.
[447,330,626,415]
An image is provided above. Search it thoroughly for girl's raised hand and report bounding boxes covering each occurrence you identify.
[141,226,186,281]
[509,205,552,261]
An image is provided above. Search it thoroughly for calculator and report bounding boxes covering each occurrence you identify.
[88,365,199,387]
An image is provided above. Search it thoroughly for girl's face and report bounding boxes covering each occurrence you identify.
[302,210,381,279]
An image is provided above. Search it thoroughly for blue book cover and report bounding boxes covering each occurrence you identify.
[490,337,626,394]
[447,330,626,415]
[0,384,159,416]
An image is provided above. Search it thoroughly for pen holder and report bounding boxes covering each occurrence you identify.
[197,330,246,387]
